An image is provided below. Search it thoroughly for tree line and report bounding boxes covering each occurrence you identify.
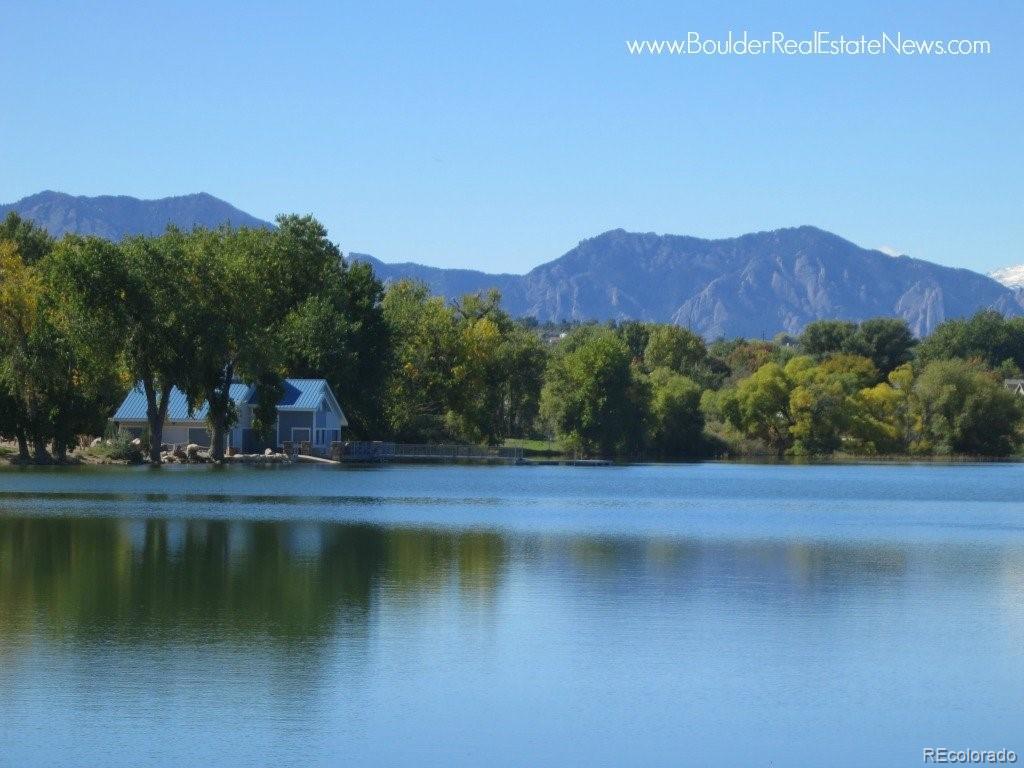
[1,212,1022,463]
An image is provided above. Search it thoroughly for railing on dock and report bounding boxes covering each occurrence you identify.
[338,441,523,463]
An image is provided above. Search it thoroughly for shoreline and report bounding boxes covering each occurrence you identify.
[3,451,1022,470]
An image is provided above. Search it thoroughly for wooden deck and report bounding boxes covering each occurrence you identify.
[339,442,524,463]
[285,441,611,466]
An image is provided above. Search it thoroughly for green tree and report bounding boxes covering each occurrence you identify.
[618,321,652,362]
[647,368,704,457]
[912,358,1022,456]
[0,212,53,265]
[382,281,464,441]
[447,311,505,443]
[643,325,707,375]
[799,320,857,359]
[848,317,916,375]
[786,354,877,455]
[0,215,55,458]
[381,286,546,444]
[846,364,915,455]
[51,231,200,463]
[495,324,547,438]
[450,291,547,443]
[448,306,547,444]
[540,326,648,457]
[187,226,272,459]
[186,217,348,460]
[0,235,113,462]
[916,310,1024,372]
[707,338,789,384]
[278,254,390,438]
[0,240,48,459]
[0,387,27,460]
[714,362,795,456]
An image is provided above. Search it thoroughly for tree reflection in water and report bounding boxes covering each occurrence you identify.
[0,513,924,655]
[0,517,512,649]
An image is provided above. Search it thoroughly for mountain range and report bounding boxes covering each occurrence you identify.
[356,228,1024,338]
[0,191,271,240]
[3,190,1022,338]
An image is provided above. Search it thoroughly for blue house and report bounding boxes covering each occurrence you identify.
[111,378,348,453]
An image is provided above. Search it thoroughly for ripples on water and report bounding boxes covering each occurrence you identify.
[0,463,1022,767]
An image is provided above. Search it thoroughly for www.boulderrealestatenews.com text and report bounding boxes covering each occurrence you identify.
[626,31,991,57]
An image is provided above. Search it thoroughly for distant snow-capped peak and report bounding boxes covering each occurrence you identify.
[989,264,1024,289]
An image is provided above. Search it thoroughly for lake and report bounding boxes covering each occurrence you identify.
[0,462,1022,767]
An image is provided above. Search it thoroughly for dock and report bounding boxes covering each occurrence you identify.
[289,442,613,466]
[522,458,612,466]
[325,441,524,464]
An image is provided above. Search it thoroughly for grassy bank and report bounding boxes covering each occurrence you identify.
[502,438,566,459]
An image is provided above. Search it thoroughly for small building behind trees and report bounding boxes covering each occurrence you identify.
[111,378,347,454]
[1004,379,1024,396]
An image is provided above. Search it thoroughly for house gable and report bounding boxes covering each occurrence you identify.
[112,378,348,449]
[270,379,347,427]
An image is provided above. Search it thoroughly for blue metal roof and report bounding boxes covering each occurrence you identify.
[113,379,341,423]
[113,383,252,422]
[271,378,329,411]
[272,379,348,425]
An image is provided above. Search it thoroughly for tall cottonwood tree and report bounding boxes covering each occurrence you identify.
[381,280,464,441]
[0,229,116,462]
[187,216,356,460]
[52,231,200,463]
[0,214,54,459]
[540,326,649,457]
[450,291,546,443]
[279,258,390,438]
[379,284,547,444]
[0,240,47,460]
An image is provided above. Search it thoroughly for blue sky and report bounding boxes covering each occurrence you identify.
[2,1,1021,273]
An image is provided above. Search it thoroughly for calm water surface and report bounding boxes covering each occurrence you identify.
[0,463,1022,767]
